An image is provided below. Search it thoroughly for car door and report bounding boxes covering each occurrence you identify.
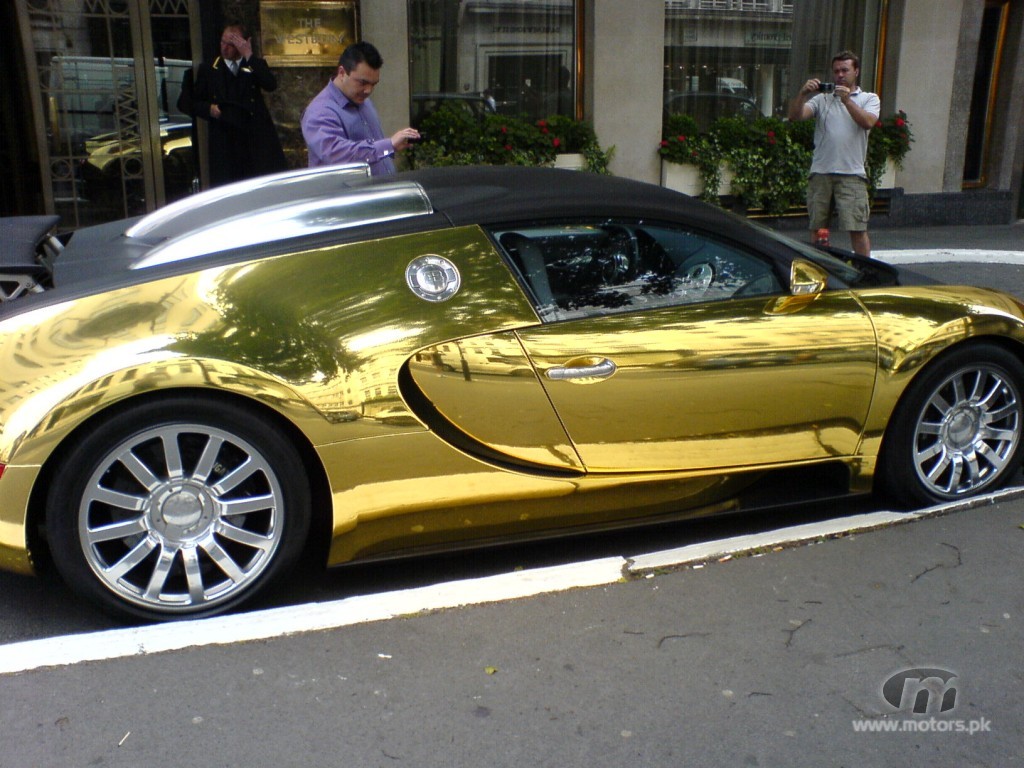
[496,219,879,473]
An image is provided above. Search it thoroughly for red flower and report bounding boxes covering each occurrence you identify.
[536,119,548,128]
[677,135,687,142]
[504,144,512,151]
[895,118,906,127]
[500,126,508,134]
[875,120,883,128]
[552,137,561,149]
[660,140,669,148]
[767,130,775,138]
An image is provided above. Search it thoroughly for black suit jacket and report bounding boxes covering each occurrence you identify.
[192,55,287,185]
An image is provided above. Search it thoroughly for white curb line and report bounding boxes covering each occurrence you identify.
[0,557,626,676]
[627,510,915,572]
[873,249,1024,264]
[628,486,1024,573]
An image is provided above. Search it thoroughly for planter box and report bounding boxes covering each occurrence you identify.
[660,161,734,197]
[661,161,702,195]
[553,153,586,170]
[878,158,897,189]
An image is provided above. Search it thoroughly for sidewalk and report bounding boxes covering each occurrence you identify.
[868,221,1024,253]
[770,220,1024,262]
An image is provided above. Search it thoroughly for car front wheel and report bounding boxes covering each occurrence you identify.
[879,343,1024,508]
[46,397,311,621]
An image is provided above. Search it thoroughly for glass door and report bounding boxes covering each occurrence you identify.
[17,0,198,230]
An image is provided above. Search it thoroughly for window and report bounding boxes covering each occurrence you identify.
[408,0,577,123]
[663,1,883,128]
[494,220,783,322]
[18,0,196,228]
[963,0,1010,186]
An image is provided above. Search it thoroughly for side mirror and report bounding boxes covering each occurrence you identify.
[767,259,830,315]
[789,259,829,295]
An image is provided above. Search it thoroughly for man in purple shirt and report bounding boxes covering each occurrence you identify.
[301,42,419,175]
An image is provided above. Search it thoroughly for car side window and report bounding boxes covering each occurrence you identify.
[494,221,783,322]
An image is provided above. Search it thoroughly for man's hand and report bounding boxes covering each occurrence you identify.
[838,89,878,130]
[788,79,820,121]
[224,31,253,60]
[210,103,222,119]
[390,127,421,151]
[800,78,822,97]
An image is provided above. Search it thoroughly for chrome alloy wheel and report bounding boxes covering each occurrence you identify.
[78,424,285,613]
[911,364,1022,497]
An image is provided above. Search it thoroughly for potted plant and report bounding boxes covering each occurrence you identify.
[867,109,913,191]
[658,114,705,196]
[407,106,613,174]
[537,114,613,173]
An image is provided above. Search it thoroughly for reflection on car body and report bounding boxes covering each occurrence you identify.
[80,120,196,205]
[1,164,1023,621]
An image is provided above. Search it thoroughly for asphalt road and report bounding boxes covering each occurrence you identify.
[2,255,1023,766]
[2,491,1021,767]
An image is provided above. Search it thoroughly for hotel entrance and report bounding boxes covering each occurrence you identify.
[11,0,200,230]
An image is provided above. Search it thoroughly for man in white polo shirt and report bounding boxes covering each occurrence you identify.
[789,50,881,256]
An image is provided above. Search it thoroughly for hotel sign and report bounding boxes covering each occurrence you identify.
[260,1,359,67]
[744,29,792,47]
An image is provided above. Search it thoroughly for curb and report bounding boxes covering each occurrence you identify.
[626,485,1024,573]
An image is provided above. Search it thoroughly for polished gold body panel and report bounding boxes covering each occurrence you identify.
[0,465,40,573]
[409,333,583,470]
[0,227,535,456]
[319,431,748,565]
[3,213,1024,576]
[0,226,537,562]
[853,286,1024,458]
[519,292,878,471]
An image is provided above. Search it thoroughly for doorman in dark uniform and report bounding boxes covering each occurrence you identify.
[190,21,287,186]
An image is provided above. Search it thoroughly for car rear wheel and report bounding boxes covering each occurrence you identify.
[46,397,311,621]
[879,344,1024,508]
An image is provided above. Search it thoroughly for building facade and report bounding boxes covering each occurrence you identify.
[3,0,1022,231]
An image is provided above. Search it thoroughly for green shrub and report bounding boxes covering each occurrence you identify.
[408,106,612,173]
[659,108,913,213]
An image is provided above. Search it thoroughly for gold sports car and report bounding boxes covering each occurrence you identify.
[1,164,1023,621]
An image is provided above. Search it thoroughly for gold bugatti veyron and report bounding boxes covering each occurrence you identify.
[1,164,1022,620]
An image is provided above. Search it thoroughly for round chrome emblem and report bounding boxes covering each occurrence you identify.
[405,255,461,302]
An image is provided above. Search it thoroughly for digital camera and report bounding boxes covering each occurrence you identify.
[818,82,836,94]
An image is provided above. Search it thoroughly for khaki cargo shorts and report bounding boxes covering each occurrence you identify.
[807,173,870,231]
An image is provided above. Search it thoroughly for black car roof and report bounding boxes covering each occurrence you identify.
[392,165,726,230]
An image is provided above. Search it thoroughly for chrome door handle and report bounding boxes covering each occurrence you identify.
[545,358,617,380]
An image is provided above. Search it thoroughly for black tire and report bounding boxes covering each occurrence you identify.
[46,396,311,621]
[878,343,1024,508]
